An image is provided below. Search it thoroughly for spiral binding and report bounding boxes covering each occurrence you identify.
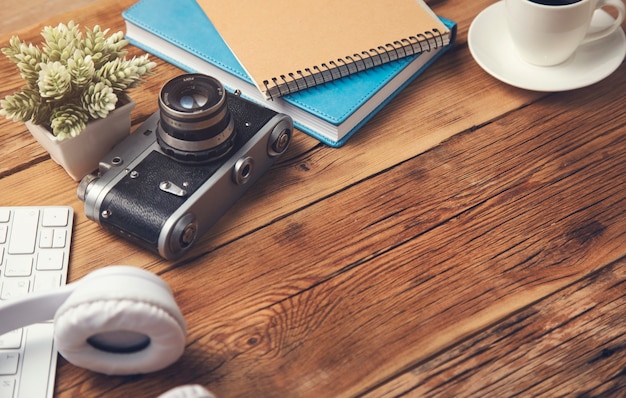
[263,28,448,100]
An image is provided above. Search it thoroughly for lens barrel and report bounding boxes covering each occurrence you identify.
[157,74,236,162]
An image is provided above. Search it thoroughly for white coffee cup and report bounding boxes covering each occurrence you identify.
[505,0,625,66]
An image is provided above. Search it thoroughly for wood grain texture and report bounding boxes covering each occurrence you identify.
[0,0,100,35]
[0,0,624,397]
[365,257,626,397]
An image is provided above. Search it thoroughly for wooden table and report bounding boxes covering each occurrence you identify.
[1,0,625,397]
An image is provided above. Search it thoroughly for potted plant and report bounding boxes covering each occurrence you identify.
[0,21,156,180]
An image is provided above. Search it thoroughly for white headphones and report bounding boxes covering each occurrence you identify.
[0,265,187,375]
[159,385,216,398]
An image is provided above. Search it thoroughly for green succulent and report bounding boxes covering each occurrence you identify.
[0,21,156,140]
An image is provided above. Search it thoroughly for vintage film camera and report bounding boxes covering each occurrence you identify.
[78,74,293,260]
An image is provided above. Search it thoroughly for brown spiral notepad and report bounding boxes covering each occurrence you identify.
[195,0,452,100]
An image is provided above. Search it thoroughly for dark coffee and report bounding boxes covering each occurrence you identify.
[529,0,582,5]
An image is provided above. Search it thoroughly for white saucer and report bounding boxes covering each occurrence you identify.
[468,1,626,91]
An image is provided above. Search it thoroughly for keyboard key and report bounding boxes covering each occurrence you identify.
[4,257,33,277]
[36,250,64,271]
[52,229,67,248]
[0,352,19,375]
[8,209,39,255]
[0,208,10,222]
[0,278,30,300]
[0,224,8,244]
[42,208,69,227]
[39,229,53,249]
[0,330,23,350]
[18,324,55,398]
[34,272,62,293]
[0,379,16,398]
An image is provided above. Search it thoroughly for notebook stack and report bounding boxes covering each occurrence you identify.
[122,0,456,147]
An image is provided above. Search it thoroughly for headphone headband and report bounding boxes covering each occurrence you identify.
[0,283,76,335]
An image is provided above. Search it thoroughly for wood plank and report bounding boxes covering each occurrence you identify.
[365,257,626,397]
[0,0,100,35]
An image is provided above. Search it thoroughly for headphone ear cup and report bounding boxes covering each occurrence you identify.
[158,385,216,398]
[53,266,187,375]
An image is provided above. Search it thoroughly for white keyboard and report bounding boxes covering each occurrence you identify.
[0,206,73,398]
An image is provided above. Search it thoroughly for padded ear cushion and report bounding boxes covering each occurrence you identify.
[158,385,216,398]
[53,266,187,375]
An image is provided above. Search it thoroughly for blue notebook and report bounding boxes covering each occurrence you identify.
[122,0,456,147]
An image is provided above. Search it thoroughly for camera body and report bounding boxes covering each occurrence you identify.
[78,74,292,260]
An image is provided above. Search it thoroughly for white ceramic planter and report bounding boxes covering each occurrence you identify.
[26,98,135,181]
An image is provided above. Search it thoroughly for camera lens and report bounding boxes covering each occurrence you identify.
[157,74,236,162]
